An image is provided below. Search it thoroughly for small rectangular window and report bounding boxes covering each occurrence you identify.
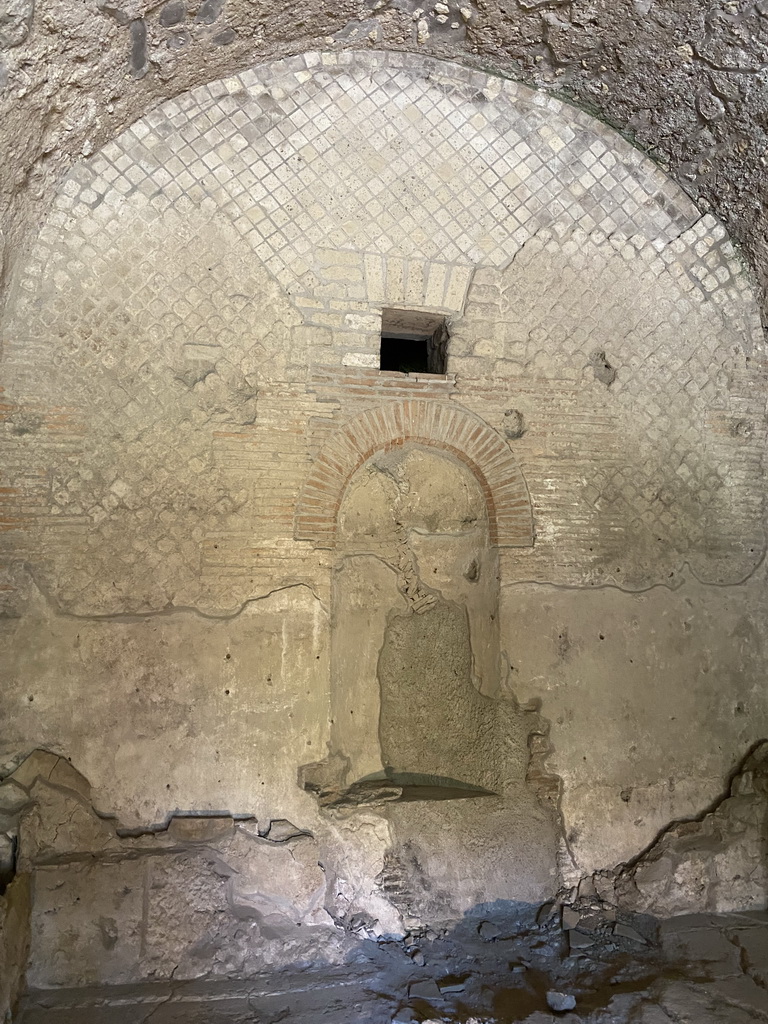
[380,309,448,375]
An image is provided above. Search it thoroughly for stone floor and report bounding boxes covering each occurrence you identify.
[15,910,768,1023]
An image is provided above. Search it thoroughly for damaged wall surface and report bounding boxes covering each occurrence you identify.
[0,47,767,1007]
[1,1,768,327]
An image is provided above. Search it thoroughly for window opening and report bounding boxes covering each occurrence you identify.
[380,309,448,375]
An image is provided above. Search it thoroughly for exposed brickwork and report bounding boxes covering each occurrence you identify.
[0,50,763,612]
[450,226,767,588]
[1,48,768,954]
[295,397,533,548]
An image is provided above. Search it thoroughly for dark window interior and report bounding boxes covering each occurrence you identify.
[380,334,431,374]
[379,311,448,375]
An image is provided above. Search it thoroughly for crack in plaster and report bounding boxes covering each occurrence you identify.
[19,563,328,621]
[138,970,179,1024]
[613,738,768,879]
[499,550,768,594]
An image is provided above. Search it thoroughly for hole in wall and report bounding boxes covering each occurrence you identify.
[380,335,431,373]
[380,308,448,374]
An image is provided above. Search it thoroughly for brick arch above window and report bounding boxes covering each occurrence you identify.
[295,400,533,549]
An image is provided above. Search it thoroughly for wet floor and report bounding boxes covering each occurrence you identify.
[16,909,768,1023]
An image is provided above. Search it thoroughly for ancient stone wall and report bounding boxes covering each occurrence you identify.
[1,1,768,327]
[0,49,766,1001]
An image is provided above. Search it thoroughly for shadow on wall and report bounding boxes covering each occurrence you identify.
[297,442,563,915]
[300,443,512,806]
[607,738,768,917]
[0,742,766,1020]
[5,888,697,1024]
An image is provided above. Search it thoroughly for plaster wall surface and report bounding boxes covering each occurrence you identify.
[0,49,766,998]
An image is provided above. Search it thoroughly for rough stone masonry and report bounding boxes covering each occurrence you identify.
[0,9,767,1024]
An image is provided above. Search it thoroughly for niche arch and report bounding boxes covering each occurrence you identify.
[295,400,534,550]
[299,405,532,807]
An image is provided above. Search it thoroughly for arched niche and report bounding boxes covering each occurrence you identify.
[295,399,534,551]
[301,442,518,806]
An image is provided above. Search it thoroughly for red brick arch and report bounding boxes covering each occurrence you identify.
[295,400,533,548]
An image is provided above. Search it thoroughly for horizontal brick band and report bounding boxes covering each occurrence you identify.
[295,400,533,548]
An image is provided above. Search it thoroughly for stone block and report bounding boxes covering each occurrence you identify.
[27,860,145,989]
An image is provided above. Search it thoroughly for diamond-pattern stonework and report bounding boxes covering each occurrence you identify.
[0,49,764,611]
[8,49,724,325]
[451,222,766,587]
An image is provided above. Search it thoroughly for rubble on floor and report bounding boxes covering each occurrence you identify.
[4,750,768,1022]
[16,905,768,1022]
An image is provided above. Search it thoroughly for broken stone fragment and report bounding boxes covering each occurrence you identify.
[159,0,185,26]
[561,905,580,930]
[547,990,577,1012]
[408,979,442,999]
[592,871,618,904]
[406,945,425,966]
[536,900,557,924]
[569,930,595,950]
[577,875,598,899]
[258,818,311,842]
[0,778,27,811]
[614,922,647,944]
[391,1010,419,1024]
[437,975,467,993]
[478,920,501,940]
